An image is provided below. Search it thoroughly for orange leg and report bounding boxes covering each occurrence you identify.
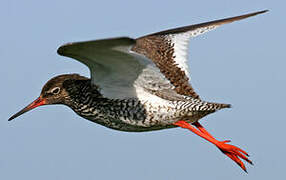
[173,120,253,172]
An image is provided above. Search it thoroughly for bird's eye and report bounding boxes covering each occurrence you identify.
[51,87,60,95]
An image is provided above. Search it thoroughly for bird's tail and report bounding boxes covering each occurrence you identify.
[206,102,231,111]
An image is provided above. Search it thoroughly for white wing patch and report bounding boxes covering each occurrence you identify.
[167,25,219,79]
[169,33,191,77]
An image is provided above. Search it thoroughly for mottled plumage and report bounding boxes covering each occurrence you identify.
[9,10,268,172]
[45,74,228,132]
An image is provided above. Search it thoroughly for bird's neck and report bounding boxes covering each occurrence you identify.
[63,79,103,108]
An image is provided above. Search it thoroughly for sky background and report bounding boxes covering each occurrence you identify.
[1,0,285,179]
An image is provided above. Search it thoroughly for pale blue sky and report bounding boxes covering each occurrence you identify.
[1,0,285,179]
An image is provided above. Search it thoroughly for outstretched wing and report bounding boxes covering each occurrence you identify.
[132,10,268,99]
[57,10,267,100]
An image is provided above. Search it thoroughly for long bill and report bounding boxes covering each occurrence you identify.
[8,97,47,121]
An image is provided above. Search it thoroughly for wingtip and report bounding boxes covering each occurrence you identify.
[57,43,73,56]
[57,45,64,56]
[250,10,269,16]
[220,9,269,24]
[257,9,269,14]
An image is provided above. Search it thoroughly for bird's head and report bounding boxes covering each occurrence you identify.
[9,74,88,121]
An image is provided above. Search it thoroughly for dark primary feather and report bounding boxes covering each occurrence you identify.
[143,10,268,37]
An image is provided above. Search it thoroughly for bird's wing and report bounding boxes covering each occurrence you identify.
[57,10,267,100]
[57,37,174,99]
[132,10,268,99]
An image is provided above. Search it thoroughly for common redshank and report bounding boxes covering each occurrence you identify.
[9,10,268,172]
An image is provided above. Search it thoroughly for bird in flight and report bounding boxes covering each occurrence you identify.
[9,10,268,172]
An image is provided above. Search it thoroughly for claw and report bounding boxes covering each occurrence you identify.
[222,140,231,143]
[215,140,253,170]
[225,153,247,173]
